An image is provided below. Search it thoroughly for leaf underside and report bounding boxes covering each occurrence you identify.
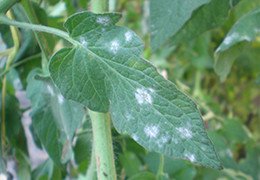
[49,11,222,169]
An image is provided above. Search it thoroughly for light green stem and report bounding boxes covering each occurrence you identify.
[88,110,116,180]
[86,147,97,180]
[156,154,164,179]
[0,15,77,45]
[91,0,108,13]
[88,1,117,180]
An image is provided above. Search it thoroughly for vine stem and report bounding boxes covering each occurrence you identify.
[87,1,117,180]
[0,15,77,45]
[88,110,116,180]
[1,11,20,170]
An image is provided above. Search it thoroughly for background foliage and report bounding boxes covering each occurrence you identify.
[0,0,259,179]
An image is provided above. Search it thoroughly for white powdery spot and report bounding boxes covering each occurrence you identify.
[125,113,132,121]
[79,36,88,47]
[241,35,251,41]
[161,136,169,143]
[144,125,159,138]
[47,85,54,96]
[188,154,196,163]
[132,134,138,141]
[224,32,239,45]
[0,174,7,180]
[96,16,111,26]
[173,139,179,144]
[58,94,64,104]
[135,88,153,105]
[110,40,120,54]
[125,31,133,42]
[254,28,260,33]
[148,88,155,93]
[176,127,193,139]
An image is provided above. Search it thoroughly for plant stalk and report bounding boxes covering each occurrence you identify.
[88,1,116,180]
[88,110,116,180]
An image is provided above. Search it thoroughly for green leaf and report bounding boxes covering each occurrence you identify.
[144,152,196,180]
[255,73,260,84]
[214,7,260,81]
[170,0,242,45]
[207,131,237,170]
[26,69,85,166]
[128,172,156,180]
[149,0,210,51]
[119,151,142,177]
[49,11,222,169]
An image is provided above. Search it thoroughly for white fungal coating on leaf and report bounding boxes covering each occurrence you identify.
[176,127,192,139]
[135,88,153,104]
[47,85,54,96]
[110,40,120,54]
[132,134,138,141]
[185,153,196,162]
[96,16,111,26]
[224,32,239,45]
[79,36,88,47]
[58,94,64,104]
[144,125,159,138]
[125,31,133,42]
[161,136,169,143]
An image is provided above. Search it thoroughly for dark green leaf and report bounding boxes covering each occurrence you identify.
[50,11,222,169]
[150,0,210,51]
[128,172,156,180]
[26,69,85,165]
[119,151,142,177]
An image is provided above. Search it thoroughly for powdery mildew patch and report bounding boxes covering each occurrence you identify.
[79,36,88,47]
[185,153,196,163]
[58,94,65,104]
[135,88,153,105]
[47,85,54,96]
[224,32,239,45]
[125,31,133,42]
[96,16,111,26]
[176,127,193,139]
[110,40,120,54]
[144,125,159,138]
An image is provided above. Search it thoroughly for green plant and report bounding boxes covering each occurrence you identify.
[0,0,259,179]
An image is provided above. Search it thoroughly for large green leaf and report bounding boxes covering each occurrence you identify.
[49,11,222,169]
[26,69,85,166]
[149,0,210,51]
[170,0,242,45]
[215,7,260,82]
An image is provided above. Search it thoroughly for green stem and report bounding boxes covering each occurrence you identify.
[0,53,41,77]
[0,48,13,57]
[88,110,116,180]
[156,154,164,179]
[0,0,20,14]
[88,1,116,180]
[21,0,49,74]
[0,15,76,45]
[86,147,97,180]
[92,0,108,13]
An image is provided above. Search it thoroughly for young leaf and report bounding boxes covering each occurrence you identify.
[49,11,222,169]
[26,69,85,166]
[215,7,260,82]
[149,0,210,51]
